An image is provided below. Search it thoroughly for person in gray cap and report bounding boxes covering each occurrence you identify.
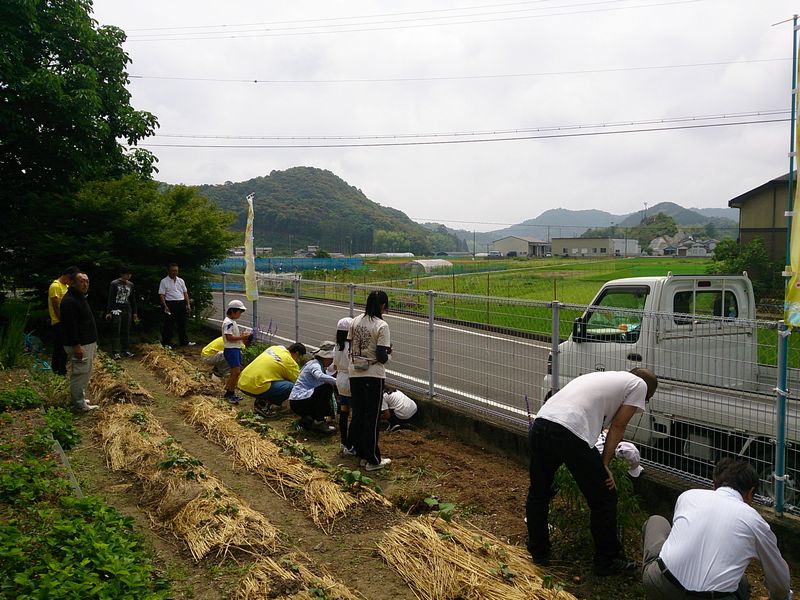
[287,341,337,433]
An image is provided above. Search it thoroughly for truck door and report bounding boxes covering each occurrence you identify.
[569,285,651,375]
[653,282,756,389]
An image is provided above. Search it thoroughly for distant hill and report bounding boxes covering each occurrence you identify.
[436,203,737,251]
[196,167,466,255]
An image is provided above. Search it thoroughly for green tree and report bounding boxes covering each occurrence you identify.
[707,238,782,299]
[51,177,236,319]
[0,0,158,286]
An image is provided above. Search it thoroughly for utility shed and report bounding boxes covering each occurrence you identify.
[408,259,453,273]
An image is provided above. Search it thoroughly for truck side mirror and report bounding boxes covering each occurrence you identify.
[572,317,586,343]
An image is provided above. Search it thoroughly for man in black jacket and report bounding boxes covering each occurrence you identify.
[60,271,99,411]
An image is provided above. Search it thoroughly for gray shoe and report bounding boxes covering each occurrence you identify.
[365,458,391,471]
[76,402,99,412]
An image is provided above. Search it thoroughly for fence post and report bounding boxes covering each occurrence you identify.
[348,284,355,317]
[221,273,227,314]
[775,320,789,514]
[294,277,300,343]
[428,290,436,400]
[550,301,561,394]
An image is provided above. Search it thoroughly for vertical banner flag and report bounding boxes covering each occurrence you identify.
[244,193,259,302]
[786,53,800,326]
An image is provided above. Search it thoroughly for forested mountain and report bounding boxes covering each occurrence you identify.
[197,167,466,255]
[434,204,737,251]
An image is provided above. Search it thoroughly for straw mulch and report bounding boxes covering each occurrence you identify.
[236,553,363,600]
[140,343,217,397]
[378,516,579,600]
[88,353,154,405]
[96,403,279,561]
[180,395,390,532]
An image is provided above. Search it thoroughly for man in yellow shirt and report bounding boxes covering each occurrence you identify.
[48,266,79,375]
[201,335,249,379]
[238,342,305,417]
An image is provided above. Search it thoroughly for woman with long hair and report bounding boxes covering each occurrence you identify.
[348,290,392,471]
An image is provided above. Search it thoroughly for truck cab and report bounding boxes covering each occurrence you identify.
[545,273,756,391]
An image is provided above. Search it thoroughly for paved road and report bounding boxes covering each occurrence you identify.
[210,291,552,429]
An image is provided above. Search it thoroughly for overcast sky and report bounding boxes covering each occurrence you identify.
[93,0,798,232]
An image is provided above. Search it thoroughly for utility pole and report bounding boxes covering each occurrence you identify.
[473,230,476,257]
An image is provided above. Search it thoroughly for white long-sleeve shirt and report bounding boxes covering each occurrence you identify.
[660,487,791,599]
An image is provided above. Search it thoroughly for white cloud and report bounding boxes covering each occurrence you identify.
[94,0,797,230]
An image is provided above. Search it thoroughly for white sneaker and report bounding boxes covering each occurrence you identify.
[341,444,357,456]
[365,458,391,471]
[77,403,99,412]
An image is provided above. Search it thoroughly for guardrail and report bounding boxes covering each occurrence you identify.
[215,272,798,514]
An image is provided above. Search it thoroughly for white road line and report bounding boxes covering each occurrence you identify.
[213,292,552,350]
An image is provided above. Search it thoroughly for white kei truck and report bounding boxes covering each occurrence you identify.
[541,273,799,505]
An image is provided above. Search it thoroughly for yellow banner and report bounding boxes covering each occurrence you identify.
[244,193,259,302]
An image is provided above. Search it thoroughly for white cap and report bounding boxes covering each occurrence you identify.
[228,300,246,311]
[337,317,353,331]
[615,441,644,477]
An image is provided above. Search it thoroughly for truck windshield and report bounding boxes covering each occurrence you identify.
[584,286,649,343]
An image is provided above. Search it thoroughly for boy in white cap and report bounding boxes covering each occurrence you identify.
[222,300,250,404]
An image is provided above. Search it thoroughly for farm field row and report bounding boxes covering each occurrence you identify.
[3,340,793,598]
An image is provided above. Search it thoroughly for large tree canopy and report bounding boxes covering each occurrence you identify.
[0,0,159,286]
[51,177,237,317]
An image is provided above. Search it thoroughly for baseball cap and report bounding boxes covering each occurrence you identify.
[228,300,247,311]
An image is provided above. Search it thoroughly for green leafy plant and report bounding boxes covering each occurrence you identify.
[158,451,207,481]
[491,562,516,583]
[0,301,29,370]
[423,496,456,522]
[0,382,42,410]
[338,468,383,495]
[129,411,149,426]
[44,407,81,450]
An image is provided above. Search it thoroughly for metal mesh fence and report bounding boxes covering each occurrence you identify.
[214,272,799,513]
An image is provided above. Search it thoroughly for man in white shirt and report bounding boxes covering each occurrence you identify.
[526,368,657,576]
[642,458,792,600]
[158,263,194,348]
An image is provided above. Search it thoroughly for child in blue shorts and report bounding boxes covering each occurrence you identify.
[222,300,250,404]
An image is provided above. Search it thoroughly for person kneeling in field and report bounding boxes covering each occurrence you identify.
[201,335,251,380]
[288,342,338,434]
[381,387,417,431]
[238,342,306,418]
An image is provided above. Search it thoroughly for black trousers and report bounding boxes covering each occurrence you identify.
[525,418,622,567]
[349,377,384,464]
[290,384,335,425]
[51,322,67,375]
[161,300,188,346]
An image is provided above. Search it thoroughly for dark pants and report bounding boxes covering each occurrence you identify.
[388,409,414,427]
[525,418,622,567]
[290,383,335,427]
[161,300,188,346]
[110,307,131,353]
[51,322,67,375]
[350,377,384,464]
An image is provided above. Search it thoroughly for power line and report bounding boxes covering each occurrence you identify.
[139,117,789,149]
[124,0,620,32]
[129,57,790,85]
[409,217,740,228]
[152,110,789,141]
[125,0,703,41]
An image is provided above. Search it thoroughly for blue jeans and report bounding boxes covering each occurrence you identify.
[250,380,294,406]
